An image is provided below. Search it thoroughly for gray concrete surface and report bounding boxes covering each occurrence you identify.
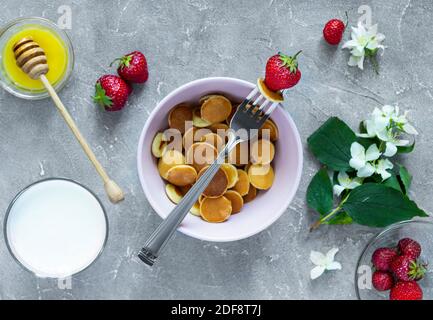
[0,0,432,300]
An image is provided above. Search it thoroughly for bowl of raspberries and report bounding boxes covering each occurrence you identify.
[356,220,433,300]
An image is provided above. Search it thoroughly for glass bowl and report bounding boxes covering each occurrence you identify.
[0,17,74,100]
[4,178,108,279]
[355,219,433,300]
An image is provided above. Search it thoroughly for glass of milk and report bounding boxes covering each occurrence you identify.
[4,178,108,278]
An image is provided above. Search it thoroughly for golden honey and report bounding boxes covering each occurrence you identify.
[3,25,68,91]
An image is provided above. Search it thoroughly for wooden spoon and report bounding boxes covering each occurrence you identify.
[13,37,124,203]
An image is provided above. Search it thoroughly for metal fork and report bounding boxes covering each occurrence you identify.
[138,85,281,266]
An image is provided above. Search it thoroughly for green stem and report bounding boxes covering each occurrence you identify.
[293,50,302,59]
[379,141,385,153]
[369,55,379,75]
[310,194,350,231]
[344,11,349,28]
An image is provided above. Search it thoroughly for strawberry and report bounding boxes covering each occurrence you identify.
[323,19,346,45]
[264,51,302,92]
[112,51,148,83]
[371,247,398,271]
[372,271,394,291]
[390,281,423,300]
[390,255,426,281]
[398,238,421,259]
[93,75,131,111]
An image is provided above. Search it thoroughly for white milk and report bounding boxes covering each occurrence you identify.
[6,179,107,278]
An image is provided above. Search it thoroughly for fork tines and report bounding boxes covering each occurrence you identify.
[238,87,280,126]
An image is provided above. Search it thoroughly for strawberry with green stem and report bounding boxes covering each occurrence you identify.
[111,51,148,84]
[93,75,132,112]
[390,255,427,281]
[264,51,302,92]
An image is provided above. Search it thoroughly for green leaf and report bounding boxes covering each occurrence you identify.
[399,165,412,193]
[359,121,367,134]
[307,117,356,171]
[325,211,353,225]
[357,137,377,150]
[342,184,428,227]
[332,171,339,186]
[382,173,403,193]
[307,168,333,215]
[93,82,113,107]
[397,141,415,154]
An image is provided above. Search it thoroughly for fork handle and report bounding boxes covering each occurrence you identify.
[138,133,239,266]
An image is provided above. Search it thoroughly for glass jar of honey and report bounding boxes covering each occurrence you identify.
[0,17,74,99]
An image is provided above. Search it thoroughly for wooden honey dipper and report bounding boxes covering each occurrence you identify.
[13,37,124,203]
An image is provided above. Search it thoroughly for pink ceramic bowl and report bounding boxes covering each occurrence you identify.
[137,77,303,242]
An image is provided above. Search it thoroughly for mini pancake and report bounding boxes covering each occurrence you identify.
[201,132,224,151]
[200,196,232,223]
[195,128,213,141]
[166,165,197,187]
[201,95,232,124]
[197,166,228,198]
[199,93,220,105]
[209,123,230,143]
[224,190,244,214]
[165,184,183,204]
[220,163,239,188]
[199,194,206,203]
[183,127,210,149]
[179,185,192,195]
[190,201,201,216]
[257,78,284,102]
[168,103,193,134]
[232,169,250,196]
[260,119,279,141]
[243,185,257,203]
[151,132,167,158]
[248,163,275,190]
[182,127,196,149]
[186,142,218,172]
[225,103,238,125]
[162,128,183,152]
[228,141,249,166]
[157,149,185,179]
[193,108,211,127]
[209,122,229,133]
[250,139,275,165]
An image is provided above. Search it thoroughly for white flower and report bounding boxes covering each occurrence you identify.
[310,248,342,280]
[376,128,410,157]
[358,106,403,138]
[383,141,398,157]
[379,106,418,134]
[357,118,385,139]
[402,122,418,135]
[333,171,363,196]
[349,142,381,177]
[342,22,385,70]
[357,107,392,139]
[375,159,394,180]
[357,105,418,158]
[378,105,398,127]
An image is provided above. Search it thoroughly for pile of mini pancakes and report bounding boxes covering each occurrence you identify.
[151,94,279,223]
